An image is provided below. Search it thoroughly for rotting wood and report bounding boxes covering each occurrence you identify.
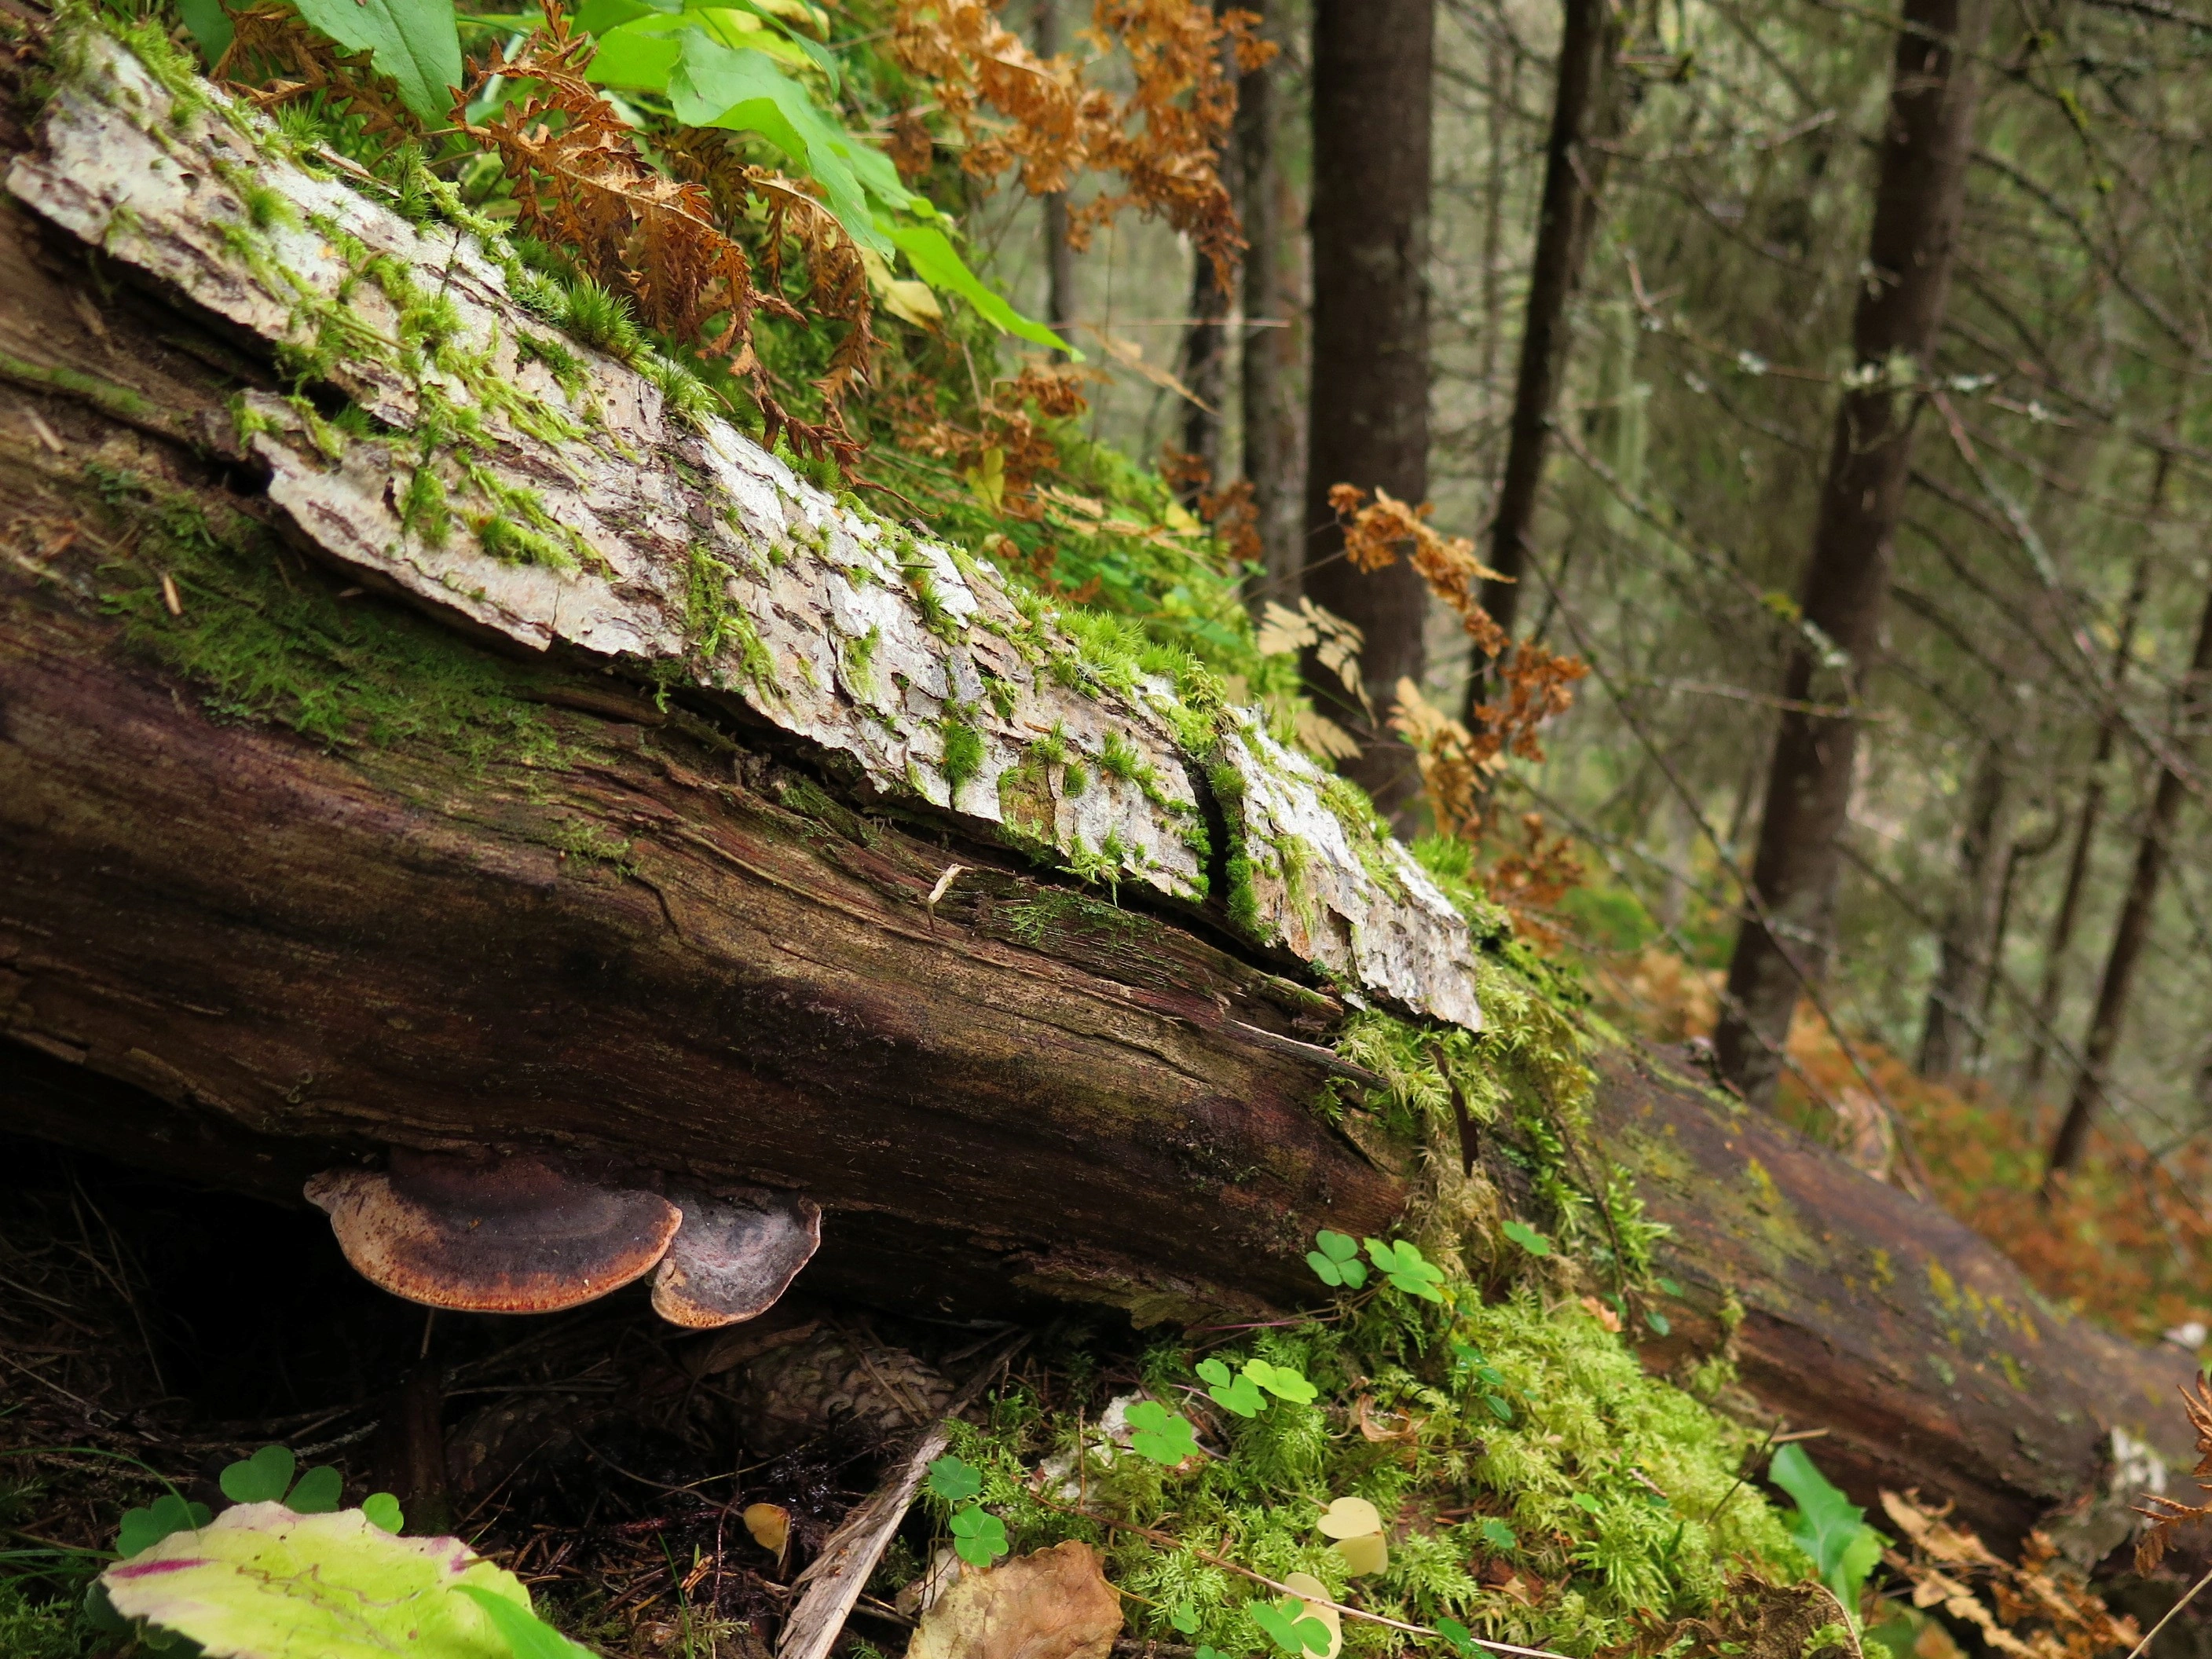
[4,29,1482,1031]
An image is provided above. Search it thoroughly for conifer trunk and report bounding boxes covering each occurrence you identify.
[2045,584,2212,1186]
[1035,0,1079,354]
[1236,0,1298,602]
[1917,740,2007,1079]
[1712,0,1996,1109]
[1302,0,1434,820]
[1467,0,1623,723]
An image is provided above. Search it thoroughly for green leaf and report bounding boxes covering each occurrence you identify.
[1645,1309,1672,1338]
[1362,1238,1446,1302]
[175,0,235,64]
[948,1504,1009,1568]
[1198,1357,1266,1417]
[453,1584,597,1657]
[889,225,1075,355]
[1240,1359,1317,1405]
[1435,1618,1477,1656]
[1313,1229,1361,1265]
[1770,1444,1886,1611]
[1171,1601,1202,1635]
[117,1493,212,1561]
[1126,1401,1202,1465]
[1656,1276,1683,1296]
[925,1456,983,1504]
[1478,1518,1516,1551]
[1571,1492,1602,1515]
[286,1466,344,1515]
[220,1445,296,1506]
[1481,1393,1514,1423]
[363,1493,405,1535]
[289,0,463,124]
[102,1503,538,1659]
[1249,1599,1330,1657]
[1500,1221,1552,1257]
[1196,1648,1234,1659]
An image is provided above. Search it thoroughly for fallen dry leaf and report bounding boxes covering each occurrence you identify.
[906,1539,1122,1659]
[743,1502,790,1555]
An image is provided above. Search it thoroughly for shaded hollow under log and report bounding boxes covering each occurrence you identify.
[0,33,2193,1567]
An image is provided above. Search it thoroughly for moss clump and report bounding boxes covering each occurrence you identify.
[935,1280,1801,1659]
[687,545,775,690]
[939,716,984,793]
[83,463,560,764]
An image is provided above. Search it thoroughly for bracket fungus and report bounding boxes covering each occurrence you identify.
[651,1188,824,1329]
[305,1152,683,1314]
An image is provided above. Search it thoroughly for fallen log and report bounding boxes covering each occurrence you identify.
[0,17,2193,1561]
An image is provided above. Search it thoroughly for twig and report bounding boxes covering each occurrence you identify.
[2120,1559,2212,1659]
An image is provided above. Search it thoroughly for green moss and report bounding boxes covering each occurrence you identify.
[398,465,452,549]
[82,463,560,764]
[0,348,161,427]
[840,624,881,696]
[940,716,984,793]
[687,545,776,690]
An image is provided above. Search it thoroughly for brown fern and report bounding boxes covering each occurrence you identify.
[213,4,423,145]
[2135,1375,2212,1571]
[461,8,868,460]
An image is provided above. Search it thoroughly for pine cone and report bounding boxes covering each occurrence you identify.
[734,1331,954,1454]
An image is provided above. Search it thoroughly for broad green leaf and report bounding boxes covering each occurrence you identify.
[1435,1618,1477,1656]
[1313,1229,1361,1265]
[285,1466,344,1515]
[1646,1309,1672,1338]
[220,1445,295,1506]
[289,0,463,124]
[362,1493,405,1535]
[1362,1238,1445,1302]
[1196,1357,1265,1416]
[116,1493,211,1562]
[1478,1518,1516,1551]
[1771,1443,1886,1610]
[890,225,1074,354]
[176,0,234,64]
[454,1584,597,1658]
[1482,1393,1514,1423]
[1170,1602,1202,1635]
[101,1502,535,1659]
[925,1456,983,1504]
[1500,1220,1551,1257]
[1570,1492,1602,1515]
[1125,1401,1201,1464]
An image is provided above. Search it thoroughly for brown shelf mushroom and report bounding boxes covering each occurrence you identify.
[651,1188,822,1329]
[306,1151,682,1314]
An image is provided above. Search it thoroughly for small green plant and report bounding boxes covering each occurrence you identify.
[1305,1229,1368,1289]
[1501,1219,1553,1257]
[1451,1342,1516,1424]
[926,1455,1008,1568]
[1249,1597,1330,1657]
[1364,1236,1447,1302]
[1770,1443,1885,1620]
[1194,1355,1317,1417]
[1125,1401,1200,1465]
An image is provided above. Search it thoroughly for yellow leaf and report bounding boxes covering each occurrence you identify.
[1280,1572,1342,1659]
[1316,1497,1383,1540]
[882,280,943,328]
[1330,1532,1389,1577]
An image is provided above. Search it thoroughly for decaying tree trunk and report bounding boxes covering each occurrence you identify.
[0,22,2196,1560]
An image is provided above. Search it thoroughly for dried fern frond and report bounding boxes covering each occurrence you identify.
[891,0,1269,285]
[2134,1375,2212,1571]
[461,7,866,460]
[1881,1490,2137,1659]
[1328,483,1510,657]
[213,4,423,145]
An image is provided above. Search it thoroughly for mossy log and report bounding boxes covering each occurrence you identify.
[0,20,2194,1558]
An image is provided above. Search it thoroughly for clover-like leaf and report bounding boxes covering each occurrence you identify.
[115,1493,211,1562]
[1306,1231,1368,1291]
[1500,1221,1552,1257]
[1126,1400,1202,1465]
[1435,1617,1478,1656]
[286,1465,344,1514]
[948,1503,1009,1568]
[1316,1496,1382,1540]
[1331,1531,1388,1577]
[926,1454,983,1504]
[1196,1648,1233,1659]
[1251,1598,1331,1657]
[220,1445,298,1506]
[1363,1238,1447,1302]
[1171,1601,1203,1635]
[363,1492,405,1534]
[1478,1518,1516,1551]
[1242,1359,1317,1405]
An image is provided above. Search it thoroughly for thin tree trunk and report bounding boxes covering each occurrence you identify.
[2024,548,2154,1092]
[1968,808,2062,1070]
[1302,0,1435,820]
[1177,0,1236,485]
[1467,0,1624,724]
[1712,0,1996,1110]
[1237,0,1297,602]
[2045,584,2212,1187]
[1917,739,2008,1079]
[1035,0,1079,355]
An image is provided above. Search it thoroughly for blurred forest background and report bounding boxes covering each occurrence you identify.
[986,0,2212,1345]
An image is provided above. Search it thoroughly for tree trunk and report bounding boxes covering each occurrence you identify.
[1035,0,1079,354]
[1236,0,1298,602]
[2024,549,2153,1093]
[1917,738,2008,1078]
[1176,1,1236,487]
[1466,0,1624,723]
[0,19,2198,1561]
[1968,806,2061,1071]
[2045,583,2212,1186]
[1302,0,1434,821]
[1712,0,1996,1110]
